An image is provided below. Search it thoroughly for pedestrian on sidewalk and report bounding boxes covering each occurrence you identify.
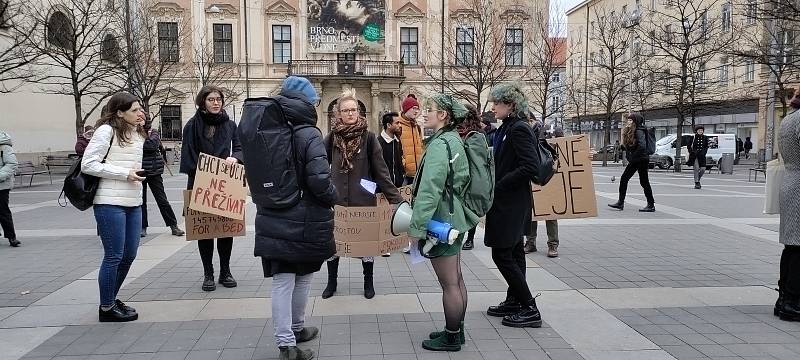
[613,140,621,163]
[0,131,20,247]
[525,127,562,257]
[377,112,405,257]
[180,85,242,292]
[608,113,656,212]
[246,77,337,360]
[484,83,543,329]
[81,92,146,322]
[744,137,753,159]
[458,103,485,251]
[322,89,404,300]
[687,125,709,189]
[140,114,184,238]
[775,88,800,322]
[410,93,474,351]
[75,125,95,156]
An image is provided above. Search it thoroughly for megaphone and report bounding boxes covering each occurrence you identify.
[391,201,413,236]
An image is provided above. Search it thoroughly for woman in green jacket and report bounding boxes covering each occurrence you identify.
[410,94,477,352]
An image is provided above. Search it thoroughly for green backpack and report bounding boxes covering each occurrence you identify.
[443,131,495,221]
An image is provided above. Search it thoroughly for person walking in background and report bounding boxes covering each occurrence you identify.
[608,113,656,212]
[774,88,800,323]
[745,137,753,159]
[0,131,20,247]
[246,77,337,360]
[613,140,621,163]
[409,94,476,351]
[736,137,744,160]
[140,114,184,237]
[322,89,405,300]
[398,94,424,254]
[484,83,543,328]
[75,125,95,156]
[525,127,563,257]
[81,92,146,322]
[180,85,242,292]
[458,104,486,251]
[378,112,405,188]
[687,125,709,189]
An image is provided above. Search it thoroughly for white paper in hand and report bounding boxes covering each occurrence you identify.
[360,179,377,194]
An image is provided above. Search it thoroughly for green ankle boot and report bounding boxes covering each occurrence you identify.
[422,329,462,352]
[428,321,465,344]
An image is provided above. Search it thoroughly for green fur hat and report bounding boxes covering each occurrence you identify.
[489,82,529,118]
[426,93,469,126]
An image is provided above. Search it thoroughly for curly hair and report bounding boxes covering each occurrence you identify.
[489,82,529,118]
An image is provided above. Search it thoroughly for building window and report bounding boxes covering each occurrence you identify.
[158,22,179,63]
[722,3,731,32]
[101,33,120,62]
[400,27,418,65]
[746,0,756,25]
[698,63,706,85]
[664,70,672,91]
[456,27,474,66]
[47,11,73,48]
[160,105,182,140]
[781,30,794,65]
[589,52,595,73]
[744,58,755,81]
[650,0,656,9]
[700,11,708,38]
[551,72,561,83]
[665,24,673,44]
[719,57,729,85]
[648,30,656,54]
[213,23,233,63]
[505,28,523,66]
[550,96,561,114]
[272,25,291,64]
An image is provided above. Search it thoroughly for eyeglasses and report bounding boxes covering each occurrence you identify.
[207,97,223,103]
[339,109,359,114]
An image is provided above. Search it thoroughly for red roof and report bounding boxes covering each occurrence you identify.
[548,37,567,67]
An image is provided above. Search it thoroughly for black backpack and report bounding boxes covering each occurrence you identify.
[644,127,656,155]
[513,121,557,186]
[237,97,313,209]
[59,134,113,211]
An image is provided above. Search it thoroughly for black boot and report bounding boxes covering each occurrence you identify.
[279,346,314,360]
[487,297,523,317]
[462,238,474,250]
[321,258,339,299]
[694,182,702,189]
[607,201,624,211]
[363,261,375,299]
[170,225,185,236]
[502,298,543,328]
[639,203,656,212]
[8,238,20,247]
[219,271,237,288]
[775,288,784,317]
[202,274,216,291]
[778,294,800,322]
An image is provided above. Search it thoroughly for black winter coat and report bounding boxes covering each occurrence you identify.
[142,129,165,176]
[624,127,650,163]
[687,134,709,167]
[484,116,538,248]
[252,90,337,277]
[179,111,243,189]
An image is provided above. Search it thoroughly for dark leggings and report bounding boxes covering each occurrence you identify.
[198,238,233,276]
[618,160,655,204]
[779,245,800,297]
[431,252,468,331]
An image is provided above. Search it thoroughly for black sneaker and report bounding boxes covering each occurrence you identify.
[639,204,656,212]
[502,305,543,328]
[462,238,474,250]
[219,273,237,288]
[487,299,523,317]
[695,182,701,189]
[293,327,319,343]
[202,275,216,291]
[99,304,138,322]
[8,238,20,247]
[170,226,185,236]
[607,202,624,211]
[115,299,137,315]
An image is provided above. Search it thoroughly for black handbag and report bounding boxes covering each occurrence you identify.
[59,134,114,211]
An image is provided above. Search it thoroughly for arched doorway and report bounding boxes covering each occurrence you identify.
[326,99,367,133]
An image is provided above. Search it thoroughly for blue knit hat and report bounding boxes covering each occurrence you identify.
[282,76,318,104]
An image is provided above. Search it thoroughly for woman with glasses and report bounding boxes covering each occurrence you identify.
[180,85,243,292]
[321,89,404,300]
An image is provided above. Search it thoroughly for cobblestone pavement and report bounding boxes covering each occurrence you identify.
[1,164,796,360]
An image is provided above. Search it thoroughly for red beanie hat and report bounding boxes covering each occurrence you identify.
[402,94,420,114]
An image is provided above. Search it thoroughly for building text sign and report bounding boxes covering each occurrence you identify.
[307,0,386,53]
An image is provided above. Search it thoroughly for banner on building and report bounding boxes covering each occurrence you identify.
[189,153,247,220]
[306,0,386,53]
[532,135,598,221]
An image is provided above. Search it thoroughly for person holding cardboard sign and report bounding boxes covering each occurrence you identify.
[323,89,405,300]
[81,92,147,322]
[180,85,243,292]
[409,94,476,352]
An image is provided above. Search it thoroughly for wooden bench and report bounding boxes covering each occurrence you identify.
[748,161,766,182]
[14,160,51,187]
[44,155,79,174]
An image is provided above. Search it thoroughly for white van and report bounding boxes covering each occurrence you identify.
[649,133,736,169]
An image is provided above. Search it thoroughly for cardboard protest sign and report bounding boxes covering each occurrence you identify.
[532,135,598,221]
[334,203,408,257]
[183,191,246,241]
[189,153,247,220]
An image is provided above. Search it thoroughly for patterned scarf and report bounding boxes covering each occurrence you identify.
[331,116,368,172]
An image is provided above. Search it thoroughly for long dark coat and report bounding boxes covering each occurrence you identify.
[484,116,538,249]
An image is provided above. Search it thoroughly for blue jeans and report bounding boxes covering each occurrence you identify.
[94,205,141,306]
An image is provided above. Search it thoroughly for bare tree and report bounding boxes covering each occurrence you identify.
[584,7,635,166]
[637,0,739,172]
[422,0,530,110]
[24,0,125,135]
[0,0,39,92]
[525,5,568,125]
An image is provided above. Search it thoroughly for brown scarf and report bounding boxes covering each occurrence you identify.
[331,116,368,172]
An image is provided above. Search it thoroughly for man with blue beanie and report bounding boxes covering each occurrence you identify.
[243,75,337,360]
